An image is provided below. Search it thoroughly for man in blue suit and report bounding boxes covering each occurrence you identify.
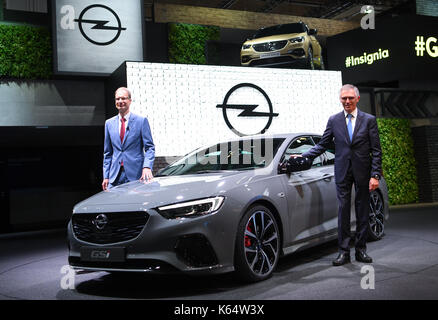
[102,87,155,190]
[302,84,382,266]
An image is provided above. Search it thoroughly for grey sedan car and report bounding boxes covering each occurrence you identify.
[68,133,389,282]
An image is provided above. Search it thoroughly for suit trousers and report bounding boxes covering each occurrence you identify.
[335,161,370,253]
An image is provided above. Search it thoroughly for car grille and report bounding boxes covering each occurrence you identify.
[253,40,288,52]
[72,212,149,244]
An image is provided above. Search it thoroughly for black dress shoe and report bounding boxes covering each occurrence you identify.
[332,253,351,266]
[355,250,373,263]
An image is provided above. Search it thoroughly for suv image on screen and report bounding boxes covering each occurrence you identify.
[240,22,324,70]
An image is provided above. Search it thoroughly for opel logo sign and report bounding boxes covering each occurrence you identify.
[216,83,279,137]
[93,214,108,230]
[74,4,126,46]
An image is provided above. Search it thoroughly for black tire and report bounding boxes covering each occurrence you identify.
[368,190,385,241]
[234,205,280,282]
[319,56,325,70]
[307,46,315,70]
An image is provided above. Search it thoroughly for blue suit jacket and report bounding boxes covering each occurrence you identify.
[302,109,382,185]
[103,113,155,184]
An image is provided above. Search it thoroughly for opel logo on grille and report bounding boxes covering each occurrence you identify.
[93,214,108,230]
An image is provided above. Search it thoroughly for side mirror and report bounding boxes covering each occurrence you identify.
[308,28,317,35]
[286,156,312,173]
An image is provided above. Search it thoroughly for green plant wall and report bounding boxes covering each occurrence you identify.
[0,24,52,79]
[377,118,419,205]
[168,23,220,65]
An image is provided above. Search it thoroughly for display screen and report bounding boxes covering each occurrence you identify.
[125,62,342,156]
[52,0,144,75]
[327,15,438,84]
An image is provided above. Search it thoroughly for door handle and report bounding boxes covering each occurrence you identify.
[322,174,333,182]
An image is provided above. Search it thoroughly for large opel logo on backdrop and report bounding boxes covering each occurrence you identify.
[216,83,279,137]
[74,4,126,46]
[92,214,108,230]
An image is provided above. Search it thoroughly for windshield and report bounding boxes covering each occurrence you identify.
[158,138,285,176]
[254,23,306,38]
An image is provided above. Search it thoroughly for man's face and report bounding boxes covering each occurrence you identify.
[115,89,131,114]
[340,88,359,114]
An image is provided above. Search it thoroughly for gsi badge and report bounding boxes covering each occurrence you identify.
[59,4,127,45]
[91,250,111,259]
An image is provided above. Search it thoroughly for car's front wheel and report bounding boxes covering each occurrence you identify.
[307,46,315,70]
[234,205,280,282]
[368,190,385,241]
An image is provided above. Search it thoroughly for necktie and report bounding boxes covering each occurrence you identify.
[120,117,126,143]
[347,113,353,142]
[120,117,126,167]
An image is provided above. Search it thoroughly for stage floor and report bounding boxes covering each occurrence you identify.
[1,203,438,300]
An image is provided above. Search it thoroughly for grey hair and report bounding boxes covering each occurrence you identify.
[340,84,360,97]
[115,87,131,99]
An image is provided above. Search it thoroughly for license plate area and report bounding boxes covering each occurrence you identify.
[80,247,125,262]
[260,51,281,59]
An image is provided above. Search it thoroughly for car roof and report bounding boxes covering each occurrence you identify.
[217,133,321,142]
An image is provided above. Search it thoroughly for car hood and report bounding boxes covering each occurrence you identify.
[244,32,306,45]
[73,171,261,213]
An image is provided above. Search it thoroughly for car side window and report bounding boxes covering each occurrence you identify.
[312,136,335,165]
[325,147,335,165]
[281,136,322,167]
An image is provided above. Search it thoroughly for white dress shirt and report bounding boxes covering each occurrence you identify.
[344,108,358,132]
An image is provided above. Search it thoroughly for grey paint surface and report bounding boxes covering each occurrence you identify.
[67,133,389,276]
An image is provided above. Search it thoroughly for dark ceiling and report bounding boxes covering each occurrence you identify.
[147,0,415,21]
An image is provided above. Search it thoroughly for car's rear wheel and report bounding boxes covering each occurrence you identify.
[368,190,385,241]
[234,205,280,282]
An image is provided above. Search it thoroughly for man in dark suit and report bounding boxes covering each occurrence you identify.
[102,87,155,190]
[302,84,382,266]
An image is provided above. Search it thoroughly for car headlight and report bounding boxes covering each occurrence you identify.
[156,196,225,219]
[289,36,304,43]
[242,44,251,49]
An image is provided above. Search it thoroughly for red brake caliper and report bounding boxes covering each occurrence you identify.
[245,223,252,247]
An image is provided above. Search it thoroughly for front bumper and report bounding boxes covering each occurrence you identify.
[67,203,241,275]
[241,44,308,67]
[243,55,308,68]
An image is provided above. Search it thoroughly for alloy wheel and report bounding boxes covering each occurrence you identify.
[368,190,385,240]
[242,208,279,279]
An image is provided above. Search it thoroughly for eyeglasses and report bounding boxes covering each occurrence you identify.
[115,96,130,101]
[341,97,356,101]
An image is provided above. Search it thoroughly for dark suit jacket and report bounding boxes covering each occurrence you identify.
[103,113,155,184]
[302,109,382,185]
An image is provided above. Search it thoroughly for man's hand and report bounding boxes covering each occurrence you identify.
[102,178,109,191]
[369,177,379,191]
[140,167,153,182]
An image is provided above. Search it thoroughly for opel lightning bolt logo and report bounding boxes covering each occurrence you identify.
[74,4,126,46]
[93,214,108,230]
[216,83,279,137]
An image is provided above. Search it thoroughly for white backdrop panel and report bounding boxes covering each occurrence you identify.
[126,62,342,156]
